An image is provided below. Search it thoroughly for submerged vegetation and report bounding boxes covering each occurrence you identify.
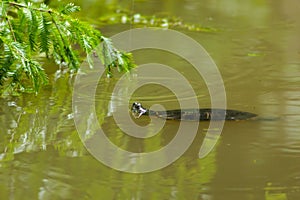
[99,9,217,32]
[0,0,135,95]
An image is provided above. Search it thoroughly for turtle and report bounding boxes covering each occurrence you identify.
[131,102,257,121]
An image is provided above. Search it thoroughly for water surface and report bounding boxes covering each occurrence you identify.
[1,0,300,199]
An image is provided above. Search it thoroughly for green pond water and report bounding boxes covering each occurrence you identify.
[1,0,300,199]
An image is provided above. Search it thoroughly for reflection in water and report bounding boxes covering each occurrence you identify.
[1,0,300,199]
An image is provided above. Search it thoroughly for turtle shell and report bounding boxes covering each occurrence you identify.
[150,109,257,121]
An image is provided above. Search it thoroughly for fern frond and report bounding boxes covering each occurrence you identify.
[28,9,38,51]
[24,60,48,92]
[100,36,116,67]
[60,3,80,15]
[99,36,135,75]
[11,41,26,59]
[38,12,51,57]
[0,1,8,18]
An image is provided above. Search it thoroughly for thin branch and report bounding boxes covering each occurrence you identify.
[49,13,65,45]
[5,17,16,42]
[9,2,52,13]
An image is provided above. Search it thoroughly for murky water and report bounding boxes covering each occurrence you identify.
[1,0,300,199]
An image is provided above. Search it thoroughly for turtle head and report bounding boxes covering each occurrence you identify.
[131,102,148,118]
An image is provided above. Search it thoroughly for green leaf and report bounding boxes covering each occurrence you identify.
[38,12,52,57]
[60,3,80,15]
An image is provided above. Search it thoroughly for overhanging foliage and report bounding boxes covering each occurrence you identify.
[0,0,135,95]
